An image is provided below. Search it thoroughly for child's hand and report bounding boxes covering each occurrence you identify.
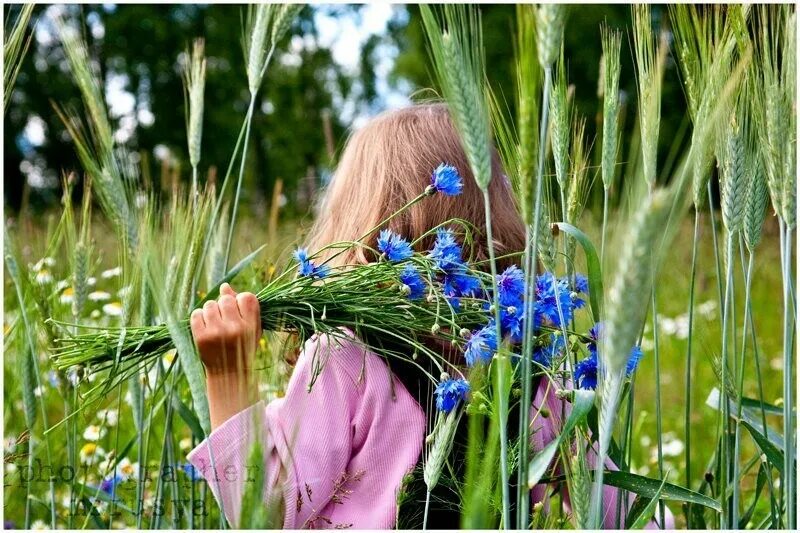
[190,282,262,376]
[191,283,262,430]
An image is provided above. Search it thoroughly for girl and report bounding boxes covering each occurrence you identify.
[188,104,674,529]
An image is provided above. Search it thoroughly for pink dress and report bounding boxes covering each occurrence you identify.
[188,332,675,529]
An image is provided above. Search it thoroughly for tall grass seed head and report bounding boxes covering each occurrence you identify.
[536,4,567,68]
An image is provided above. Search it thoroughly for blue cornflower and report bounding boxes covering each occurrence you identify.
[434,377,470,413]
[532,333,565,367]
[293,248,329,279]
[178,462,202,481]
[430,163,464,196]
[464,323,498,366]
[293,248,309,263]
[443,267,481,298]
[574,350,599,390]
[377,229,414,262]
[534,273,574,327]
[429,228,464,271]
[626,345,643,376]
[574,273,589,294]
[496,265,526,308]
[100,474,124,496]
[499,306,524,343]
[399,264,426,300]
[588,322,604,343]
[581,321,643,382]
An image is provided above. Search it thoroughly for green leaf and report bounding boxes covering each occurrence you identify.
[741,419,785,475]
[554,222,604,321]
[199,243,267,307]
[706,388,785,451]
[74,483,135,515]
[539,470,720,512]
[626,475,668,528]
[603,470,720,512]
[741,395,784,416]
[739,460,769,529]
[172,395,205,442]
[528,389,595,488]
[4,229,38,429]
[80,497,107,529]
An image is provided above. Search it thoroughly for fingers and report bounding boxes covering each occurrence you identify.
[236,293,260,324]
[220,283,237,297]
[190,309,205,332]
[218,294,242,322]
[202,300,222,329]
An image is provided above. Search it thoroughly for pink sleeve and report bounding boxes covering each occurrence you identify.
[530,379,675,529]
[187,332,426,529]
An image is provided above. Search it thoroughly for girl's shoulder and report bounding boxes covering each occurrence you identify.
[299,328,390,390]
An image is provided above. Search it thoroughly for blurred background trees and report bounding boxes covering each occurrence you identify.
[4,4,685,217]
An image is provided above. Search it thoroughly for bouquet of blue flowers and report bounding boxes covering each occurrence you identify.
[52,164,629,415]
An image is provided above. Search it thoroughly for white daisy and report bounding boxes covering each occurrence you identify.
[90,309,101,319]
[87,276,97,286]
[88,291,111,302]
[6,462,18,474]
[31,519,50,529]
[83,424,107,442]
[32,257,56,271]
[35,269,54,285]
[59,287,75,304]
[101,266,122,279]
[115,457,139,481]
[697,299,717,319]
[179,437,192,452]
[34,385,45,397]
[55,279,70,291]
[102,302,124,317]
[96,408,118,427]
[79,443,105,465]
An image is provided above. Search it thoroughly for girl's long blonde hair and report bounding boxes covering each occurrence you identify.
[305,103,527,267]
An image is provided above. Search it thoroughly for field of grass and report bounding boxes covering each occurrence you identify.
[3,3,795,530]
[3,205,787,528]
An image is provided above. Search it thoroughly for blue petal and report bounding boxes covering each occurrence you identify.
[431,163,464,196]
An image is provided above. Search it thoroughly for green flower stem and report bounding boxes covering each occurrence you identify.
[780,220,795,529]
[518,65,553,528]
[601,187,609,266]
[684,209,699,528]
[651,287,665,526]
[708,181,724,321]
[223,95,257,271]
[482,189,510,528]
[738,240,780,526]
[719,231,736,528]
[191,111,248,307]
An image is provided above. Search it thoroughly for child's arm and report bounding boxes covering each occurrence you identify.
[530,377,676,529]
[190,283,261,430]
[189,292,425,528]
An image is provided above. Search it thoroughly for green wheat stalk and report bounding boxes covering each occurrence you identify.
[600,25,621,264]
[3,4,34,113]
[182,38,207,205]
